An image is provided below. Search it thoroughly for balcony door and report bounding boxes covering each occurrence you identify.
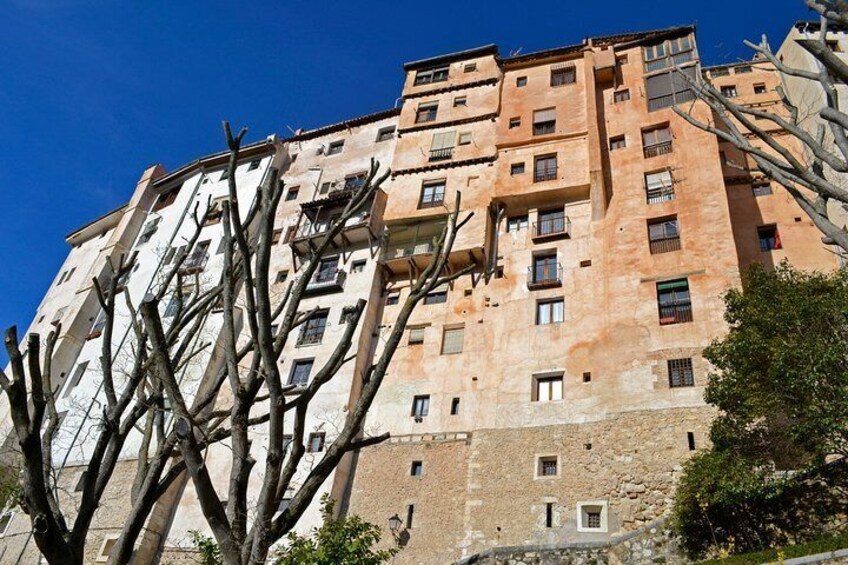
[533,254,558,284]
[538,209,565,236]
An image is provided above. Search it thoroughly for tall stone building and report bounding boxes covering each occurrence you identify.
[0,25,838,564]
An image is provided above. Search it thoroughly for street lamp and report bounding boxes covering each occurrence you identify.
[388,513,402,534]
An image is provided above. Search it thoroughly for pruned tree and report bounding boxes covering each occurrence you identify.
[1,120,474,565]
[674,0,848,251]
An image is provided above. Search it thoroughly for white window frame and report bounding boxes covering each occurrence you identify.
[576,500,609,533]
[533,372,563,402]
[535,454,560,479]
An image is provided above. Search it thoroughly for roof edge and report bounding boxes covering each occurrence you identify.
[65,204,126,241]
[282,107,401,143]
[403,44,499,71]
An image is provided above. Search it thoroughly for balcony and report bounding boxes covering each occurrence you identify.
[534,168,558,183]
[179,253,208,275]
[527,263,563,290]
[304,269,346,295]
[429,147,454,162]
[532,216,571,241]
[659,302,693,325]
[296,330,324,347]
[649,236,681,255]
[643,141,673,159]
[289,190,386,256]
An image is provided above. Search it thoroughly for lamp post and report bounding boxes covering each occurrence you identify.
[388,513,402,563]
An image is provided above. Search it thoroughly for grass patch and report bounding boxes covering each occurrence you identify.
[699,530,848,564]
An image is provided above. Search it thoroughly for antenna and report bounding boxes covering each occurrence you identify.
[509,47,523,57]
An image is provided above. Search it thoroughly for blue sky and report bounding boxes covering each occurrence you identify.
[0,0,812,335]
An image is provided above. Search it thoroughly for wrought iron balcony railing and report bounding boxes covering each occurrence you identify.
[526,263,563,289]
[429,147,454,162]
[534,168,558,183]
[532,216,570,239]
[643,140,673,159]
[659,302,693,325]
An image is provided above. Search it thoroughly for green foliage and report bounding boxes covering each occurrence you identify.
[189,530,222,565]
[673,264,848,557]
[0,463,20,510]
[703,263,848,465]
[698,529,848,565]
[275,495,399,565]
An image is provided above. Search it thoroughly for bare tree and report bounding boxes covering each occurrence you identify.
[1,121,474,564]
[674,0,848,251]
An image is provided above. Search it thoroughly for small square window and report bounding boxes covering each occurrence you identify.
[582,372,592,383]
[411,461,423,476]
[386,291,400,306]
[412,395,430,419]
[219,168,230,181]
[507,215,528,232]
[753,83,767,94]
[758,224,782,251]
[248,159,261,171]
[458,132,472,145]
[424,290,447,305]
[97,536,119,562]
[537,456,558,477]
[326,140,344,155]
[275,270,289,284]
[668,358,695,387]
[533,374,563,401]
[577,502,608,532]
[511,162,525,175]
[509,117,521,129]
[307,432,325,453]
[613,89,631,103]
[289,359,313,386]
[516,76,527,87]
[550,65,576,86]
[285,186,299,201]
[536,298,564,325]
[721,85,738,98]
[453,96,467,107]
[609,135,626,150]
[734,65,752,74]
[464,63,477,73]
[408,326,425,345]
[376,126,396,142]
[752,181,773,196]
[351,259,366,273]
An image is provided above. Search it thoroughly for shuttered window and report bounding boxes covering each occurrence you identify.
[441,326,464,355]
[533,108,556,135]
[408,326,425,345]
[550,64,576,86]
[431,131,456,150]
[646,67,697,111]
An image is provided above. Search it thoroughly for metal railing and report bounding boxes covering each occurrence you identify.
[649,236,681,255]
[179,253,208,274]
[429,147,454,162]
[382,239,436,261]
[296,330,325,347]
[646,185,675,204]
[533,216,570,239]
[534,167,557,183]
[526,262,563,289]
[643,140,673,158]
[305,269,346,293]
[658,302,693,325]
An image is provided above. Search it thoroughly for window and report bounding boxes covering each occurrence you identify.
[411,395,430,419]
[220,168,230,181]
[534,374,563,401]
[298,310,328,345]
[642,125,672,157]
[510,162,525,175]
[507,215,529,232]
[406,504,415,529]
[153,186,180,211]
[647,216,681,254]
[408,326,425,345]
[509,117,521,129]
[414,66,449,85]
[97,536,119,562]
[138,217,161,245]
[289,359,313,386]
[583,372,592,383]
[275,270,289,284]
[458,132,472,146]
[429,130,455,161]
[613,89,631,103]
[734,65,752,74]
[516,76,527,87]
[314,256,339,284]
[282,435,293,452]
[286,186,300,202]
[416,102,439,123]
[386,291,400,306]
[326,140,344,155]
[538,456,558,477]
[0,511,11,537]
[424,290,447,305]
[550,64,576,86]
[351,259,366,273]
[441,326,464,354]
[376,126,396,142]
[307,432,325,453]
[688,431,696,451]
[450,397,460,415]
[720,85,738,98]
[758,225,782,251]
[464,63,477,73]
[644,36,693,71]
[411,461,423,476]
[248,159,261,171]
[753,83,767,94]
[51,306,67,326]
[537,209,566,237]
[531,252,560,286]
[645,169,674,203]
[57,270,68,286]
[752,181,772,196]
[546,503,554,527]
[64,361,89,398]
[536,299,564,325]
[711,67,730,78]
[609,135,626,150]
[577,502,607,532]
[75,471,88,492]
[534,155,557,182]
[657,279,692,325]
[87,311,106,340]
[533,108,556,136]
[216,237,227,255]
[668,358,694,388]
[271,229,283,244]
[344,173,366,191]
[645,66,697,111]
[320,182,332,194]
[419,179,446,208]
[453,96,467,107]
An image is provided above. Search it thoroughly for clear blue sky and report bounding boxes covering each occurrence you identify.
[0,0,811,334]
